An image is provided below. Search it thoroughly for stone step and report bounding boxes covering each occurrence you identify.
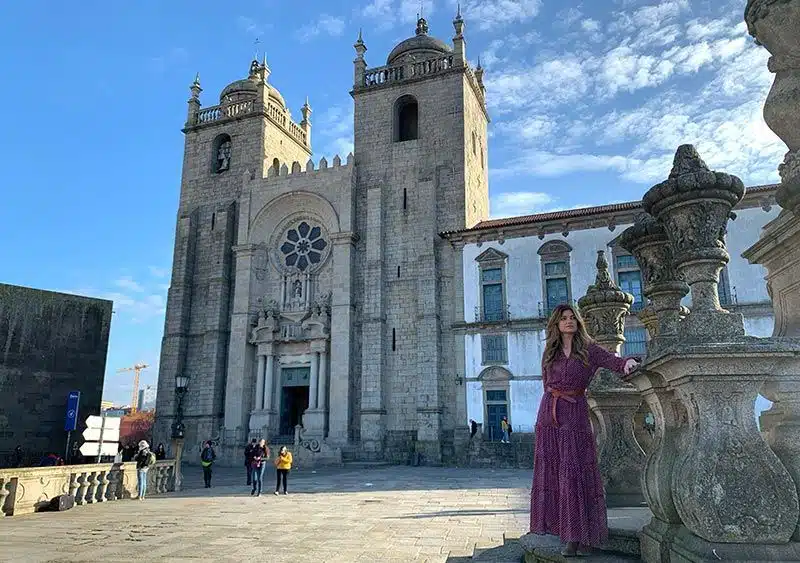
[519,534,640,563]
[599,527,640,558]
[526,546,640,562]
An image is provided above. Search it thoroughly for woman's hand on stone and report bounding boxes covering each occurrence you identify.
[623,358,640,375]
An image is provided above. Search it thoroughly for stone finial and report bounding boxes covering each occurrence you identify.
[416,16,429,36]
[669,144,709,178]
[618,214,688,339]
[354,28,367,57]
[577,250,633,354]
[643,145,745,336]
[333,155,341,167]
[593,250,614,290]
[319,156,328,169]
[453,3,464,36]
[190,73,202,98]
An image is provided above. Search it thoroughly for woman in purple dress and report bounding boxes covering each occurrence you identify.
[530,304,638,557]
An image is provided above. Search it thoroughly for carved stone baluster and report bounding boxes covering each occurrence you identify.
[105,469,118,501]
[68,472,79,500]
[96,470,109,502]
[85,471,99,504]
[75,472,89,505]
[0,478,9,516]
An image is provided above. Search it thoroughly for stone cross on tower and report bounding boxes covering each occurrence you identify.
[578,250,646,508]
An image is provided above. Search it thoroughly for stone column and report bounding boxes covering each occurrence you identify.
[633,145,800,561]
[578,250,646,507]
[255,354,265,410]
[318,348,328,411]
[264,353,275,411]
[309,352,319,410]
[743,2,800,542]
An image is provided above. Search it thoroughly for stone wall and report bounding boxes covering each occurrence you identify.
[0,284,112,460]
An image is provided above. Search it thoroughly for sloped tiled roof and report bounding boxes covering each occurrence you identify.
[441,184,778,237]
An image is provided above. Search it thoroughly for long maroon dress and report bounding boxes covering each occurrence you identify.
[530,343,628,547]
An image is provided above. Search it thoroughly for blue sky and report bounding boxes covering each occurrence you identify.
[0,0,783,405]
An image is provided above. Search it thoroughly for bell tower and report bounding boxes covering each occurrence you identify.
[351,11,489,462]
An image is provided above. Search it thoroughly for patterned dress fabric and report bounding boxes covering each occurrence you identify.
[530,343,628,547]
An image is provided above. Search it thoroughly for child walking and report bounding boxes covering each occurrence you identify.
[274,446,293,495]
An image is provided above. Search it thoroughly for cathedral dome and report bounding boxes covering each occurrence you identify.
[387,17,452,65]
[219,60,287,108]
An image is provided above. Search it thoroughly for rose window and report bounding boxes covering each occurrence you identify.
[279,221,327,271]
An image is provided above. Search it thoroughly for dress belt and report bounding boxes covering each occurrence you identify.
[547,387,587,427]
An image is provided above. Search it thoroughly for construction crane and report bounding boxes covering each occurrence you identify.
[117,363,149,414]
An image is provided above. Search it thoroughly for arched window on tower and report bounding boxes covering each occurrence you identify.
[212,134,232,174]
[394,95,419,142]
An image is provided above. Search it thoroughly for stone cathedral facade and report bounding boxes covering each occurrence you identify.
[154,14,488,463]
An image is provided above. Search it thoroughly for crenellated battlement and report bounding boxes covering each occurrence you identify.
[263,153,355,182]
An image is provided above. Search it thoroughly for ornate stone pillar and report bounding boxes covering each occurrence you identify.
[578,250,646,507]
[634,145,800,561]
[743,2,800,543]
[318,348,328,411]
[255,354,265,410]
[309,351,319,410]
[618,214,690,561]
[264,353,275,411]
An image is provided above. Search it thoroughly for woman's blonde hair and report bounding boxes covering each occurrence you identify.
[541,304,594,378]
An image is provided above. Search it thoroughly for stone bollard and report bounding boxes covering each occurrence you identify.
[578,250,646,507]
[631,145,800,561]
[742,0,800,543]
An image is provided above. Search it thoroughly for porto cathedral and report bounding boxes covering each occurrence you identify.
[153,12,778,464]
[154,12,489,464]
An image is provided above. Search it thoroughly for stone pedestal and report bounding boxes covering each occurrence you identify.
[248,409,277,435]
[301,409,326,438]
[587,381,647,507]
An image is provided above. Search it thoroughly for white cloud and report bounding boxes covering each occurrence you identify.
[315,103,354,160]
[490,191,554,218]
[460,0,542,30]
[298,14,347,41]
[148,266,169,278]
[114,276,145,293]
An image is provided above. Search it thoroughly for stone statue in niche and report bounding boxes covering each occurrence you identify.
[216,140,231,172]
[292,280,303,299]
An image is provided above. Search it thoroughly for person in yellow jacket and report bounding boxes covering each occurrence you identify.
[274,446,293,495]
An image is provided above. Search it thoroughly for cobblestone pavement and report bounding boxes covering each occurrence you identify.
[3,464,537,562]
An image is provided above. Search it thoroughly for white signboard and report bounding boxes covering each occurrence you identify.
[80,441,119,457]
[85,415,121,431]
[80,415,121,459]
[82,427,120,442]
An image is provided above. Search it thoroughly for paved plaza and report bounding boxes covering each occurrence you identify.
[3,464,535,562]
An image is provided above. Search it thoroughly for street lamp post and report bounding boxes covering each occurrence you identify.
[171,375,189,491]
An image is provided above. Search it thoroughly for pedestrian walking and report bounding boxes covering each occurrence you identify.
[250,444,265,496]
[500,417,510,443]
[155,443,167,460]
[529,305,638,557]
[469,419,478,439]
[134,440,156,500]
[274,446,293,495]
[200,441,216,488]
[244,438,257,486]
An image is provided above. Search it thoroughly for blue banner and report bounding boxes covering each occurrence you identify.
[64,391,80,431]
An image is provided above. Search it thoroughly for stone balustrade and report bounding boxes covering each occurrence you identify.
[361,55,456,89]
[191,99,307,147]
[0,460,177,517]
